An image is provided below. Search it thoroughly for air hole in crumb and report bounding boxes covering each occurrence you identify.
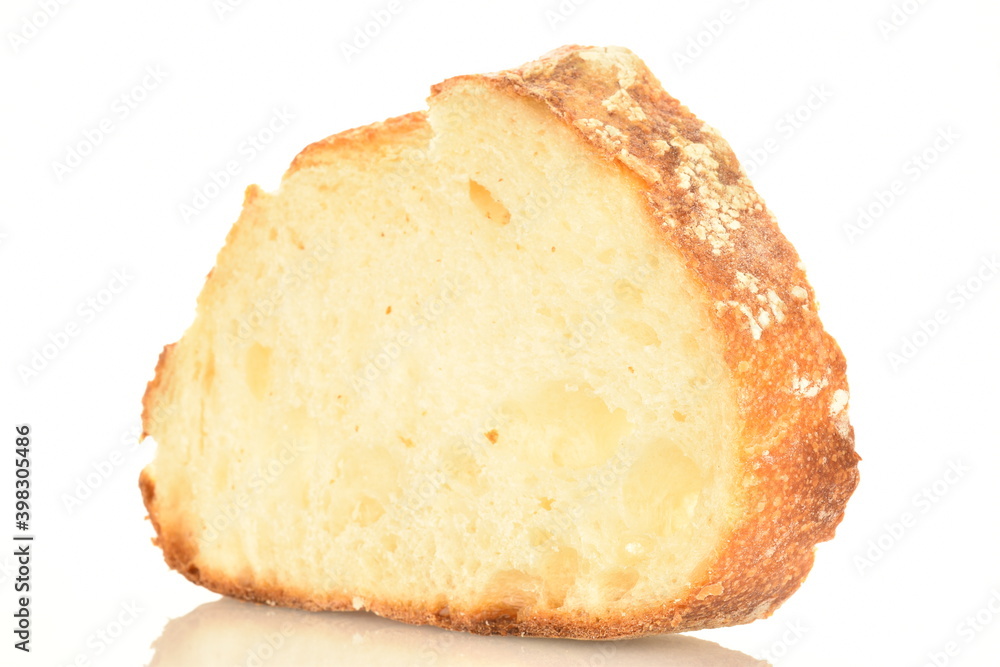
[623,442,703,535]
[600,568,639,602]
[673,410,687,422]
[202,353,215,391]
[614,279,644,306]
[482,569,540,618]
[386,305,392,314]
[529,527,552,547]
[353,496,385,527]
[541,546,579,609]
[614,318,660,347]
[245,343,272,401]
[501,381,631,469]
[469,179,511,225]
[399,435,415,448]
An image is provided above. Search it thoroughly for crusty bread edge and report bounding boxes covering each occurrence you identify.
[140,45,859,639]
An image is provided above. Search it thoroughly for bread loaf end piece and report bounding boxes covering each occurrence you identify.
[141,46,858,638]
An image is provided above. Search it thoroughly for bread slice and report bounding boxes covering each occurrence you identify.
[140,45,859,639]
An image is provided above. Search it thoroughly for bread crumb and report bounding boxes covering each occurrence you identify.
[485,429,499,444]
[386,305,392,314]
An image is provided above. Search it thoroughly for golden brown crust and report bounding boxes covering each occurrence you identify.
[141,342,174,439]
[140,45,858,639]
[288,110,430,176]
[430,45,859,634]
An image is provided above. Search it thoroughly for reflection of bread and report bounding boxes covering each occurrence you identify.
[140,45,858,639]
[149,599,769,666]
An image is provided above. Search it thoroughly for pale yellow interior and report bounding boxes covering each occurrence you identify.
[145,81,740,620]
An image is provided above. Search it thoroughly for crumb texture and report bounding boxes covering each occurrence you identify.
[141,45,858,639]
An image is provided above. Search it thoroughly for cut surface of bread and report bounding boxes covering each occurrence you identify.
[141,45,859,639]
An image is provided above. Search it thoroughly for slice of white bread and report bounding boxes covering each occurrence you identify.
[140,45,859,639]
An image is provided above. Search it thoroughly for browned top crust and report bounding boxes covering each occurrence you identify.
[142,45,858,640]
[289,111,431,175]
[434,45,859,633]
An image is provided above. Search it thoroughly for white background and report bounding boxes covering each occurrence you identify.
[2,0,999,665]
